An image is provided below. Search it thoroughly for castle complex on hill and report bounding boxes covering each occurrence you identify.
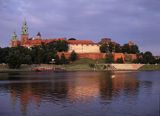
[10,20,137,61]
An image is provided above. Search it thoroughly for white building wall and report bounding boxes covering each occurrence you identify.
[68,44,100,53]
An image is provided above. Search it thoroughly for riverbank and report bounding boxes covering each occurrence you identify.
[138,64,160,71]
[0,62,160,72]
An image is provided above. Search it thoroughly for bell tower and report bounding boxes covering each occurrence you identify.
[11,32,18,47]
[21,19,29,45]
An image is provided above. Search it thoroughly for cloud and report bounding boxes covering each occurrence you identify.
[0,0,160,55]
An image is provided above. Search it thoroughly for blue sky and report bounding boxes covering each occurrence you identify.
[0,0,160,55]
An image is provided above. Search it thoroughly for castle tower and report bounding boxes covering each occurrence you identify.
[21,19,29,45]
[11,32,18,47]
[35,32,41,39]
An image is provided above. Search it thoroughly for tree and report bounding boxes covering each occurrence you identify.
[60,53,68,64]
[23,55,32,65]
[0,47,10,63]
[142,51,155,64]
[7,50,22,69]
[122,44,130,53]
[55,54,60,64]
[46,40,69,52]
[70,50,77,61]
[122,44,140,54]
[105,53,114,63]
[115,44,122,53]
[116,57,124,63]
[54,40,69,52]
[130,45,140,54]
[100,44,109,53]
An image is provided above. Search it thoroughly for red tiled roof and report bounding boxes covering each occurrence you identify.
[22,38,94,46]
[67,40,94,44]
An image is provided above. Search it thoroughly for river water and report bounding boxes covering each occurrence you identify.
[0,71,159,116]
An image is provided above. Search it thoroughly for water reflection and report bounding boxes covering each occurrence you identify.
[0,71,158,116]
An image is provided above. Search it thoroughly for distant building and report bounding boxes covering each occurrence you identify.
[10,20,137,62]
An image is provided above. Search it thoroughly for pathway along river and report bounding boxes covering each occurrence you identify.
[0,71,159,116]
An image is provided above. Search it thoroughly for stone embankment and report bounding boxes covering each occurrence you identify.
[110,64,144,70]
[0,63,145,72]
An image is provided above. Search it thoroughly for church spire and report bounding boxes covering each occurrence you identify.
[12,32,17,40]
[21,19,28,35]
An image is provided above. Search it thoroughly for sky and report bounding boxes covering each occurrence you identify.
[0,0,160,55]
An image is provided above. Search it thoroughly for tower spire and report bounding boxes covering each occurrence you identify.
[21,19,28,35]
[12,32,17,40]
[21,19,29,44]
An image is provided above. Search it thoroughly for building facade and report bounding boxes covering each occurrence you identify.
[10,20,137,62]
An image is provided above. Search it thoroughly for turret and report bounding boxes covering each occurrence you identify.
[35,32,41,39]
[11,32,18,47]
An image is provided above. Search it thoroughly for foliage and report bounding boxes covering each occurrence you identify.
[100,42,122,53]
[47,40,69,52]
[70,50,77,62]
[7,48,22,68]
[105,53,114,63]
[142,51,155,64]
[122,44,139,54]
[100,43,109,53]
[60,53,68,64]
[116,57,124,63]
[132,51,156,64]
[54,55,60,65]
[89,63,95,68]
[115,44,122,53]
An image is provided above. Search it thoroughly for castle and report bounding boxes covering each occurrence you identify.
[11,20,137,61]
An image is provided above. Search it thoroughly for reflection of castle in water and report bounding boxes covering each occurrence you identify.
[8,72,140,115]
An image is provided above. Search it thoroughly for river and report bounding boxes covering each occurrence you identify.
[0,71,159,116]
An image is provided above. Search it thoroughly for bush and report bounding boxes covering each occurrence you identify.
[60,53,68,64]
[70,50,77,61]
[116,57,124,63]
[105,53,114,63]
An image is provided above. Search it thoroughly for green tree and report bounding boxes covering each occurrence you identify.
[0,47,10,63]
[7,50,22,69]
[116,57,124,63]
[130,45,140,54]
[122,44,140,54]
[122,44,130,53]
[55,54,60,64]
[70,50,77,61]
[142,51,155,64]
[23,55,32,65]
[100,44,109,53]
[105,53,114,63]
[60,53,68,64]
[115,44,122,53]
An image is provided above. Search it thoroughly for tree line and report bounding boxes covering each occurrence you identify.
[0,40,77,68]
[100,42,139,54]
[99,42,159,64]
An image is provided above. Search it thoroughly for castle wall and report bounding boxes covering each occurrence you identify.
[68,44,100,53]
[57,52,137,62]
[57,52,106,60]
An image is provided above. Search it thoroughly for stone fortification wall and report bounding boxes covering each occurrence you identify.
[68,44,100,53]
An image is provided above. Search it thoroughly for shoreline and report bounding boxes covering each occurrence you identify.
[0,64,160,73]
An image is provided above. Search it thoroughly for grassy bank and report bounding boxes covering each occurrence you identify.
[63,58,105,71]
[1,59,160,72]
[139,64,160,71]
